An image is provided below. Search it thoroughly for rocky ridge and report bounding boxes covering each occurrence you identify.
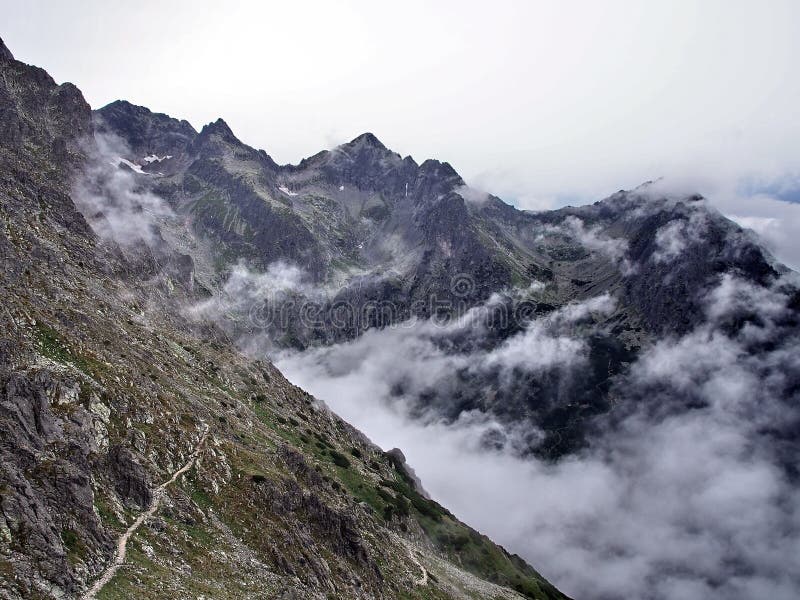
[90,92,786,458]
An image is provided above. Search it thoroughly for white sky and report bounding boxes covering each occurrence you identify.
[4,0,800,262]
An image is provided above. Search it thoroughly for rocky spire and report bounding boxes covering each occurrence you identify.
[0,37,15,62]
[200,117,236,139]
[346,132,387,150]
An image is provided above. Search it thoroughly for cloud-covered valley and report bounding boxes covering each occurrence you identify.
[275,273,800,600]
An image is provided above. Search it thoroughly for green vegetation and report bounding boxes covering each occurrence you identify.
[380,478,448,521]
[334,467,385,513]
[60,529,87,564]
[34,322,103,377]
[328,449,351,469]
[378,487,410,520]
[417,515,561,600]
[35,323,72,363]
[189,483,212,510]
[94,499,124,530]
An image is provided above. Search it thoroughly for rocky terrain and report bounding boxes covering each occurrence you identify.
[0,38,568,599]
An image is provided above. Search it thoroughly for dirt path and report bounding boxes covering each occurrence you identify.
[408,547,429,586]
[391,534,428,586]
[82,428,209,600]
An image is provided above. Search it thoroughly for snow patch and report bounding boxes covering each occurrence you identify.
[143,154,173,164]
[278,185,299,197]
[116,158,148,175]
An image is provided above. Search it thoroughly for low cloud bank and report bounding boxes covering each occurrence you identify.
[72,133,173,247]
[276,274,800,600]
[543,216,635,275]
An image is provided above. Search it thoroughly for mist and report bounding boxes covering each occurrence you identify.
[72,132,174,247]
[275,273,800,600]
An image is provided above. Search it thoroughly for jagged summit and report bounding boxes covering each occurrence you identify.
[199,117,235,138]
[99,99,168,120]
[94,100,197,161]
[94,100,462,200]
[0,37,13,62]
[101,99,145,112]
[419,158,461,180]
[346,131,387,149]
[97,99,196,132]
[193,117,243,151]
[331,131,404,165]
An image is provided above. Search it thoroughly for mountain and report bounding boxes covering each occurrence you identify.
[92,94,786,458]
[87,86,800,600]
[0,38,569,599]
[4,32,800,600]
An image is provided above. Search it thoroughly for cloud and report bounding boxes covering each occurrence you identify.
[725,193,800,272]
[185,261,322,354]
[632,177,800,273]
[456,184,491,207]
[484,293,616,374]
[275,274,800,600]
[545,216,635,275]
[72,133,174,247]
[652,210,708,263]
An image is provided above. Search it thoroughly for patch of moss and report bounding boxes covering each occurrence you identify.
[94,491,124,531]
[328,449,351,469]
[190,486,212,510]
[379,478,448,521]
[34,322,105,377]
[414,514,564,600]
[334,467,386,515]
[60,528,87,564]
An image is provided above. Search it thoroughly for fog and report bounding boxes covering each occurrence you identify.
[72,133,174,247]
[275,274,800,600]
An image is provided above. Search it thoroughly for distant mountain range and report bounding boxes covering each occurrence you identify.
[92,91,786,459]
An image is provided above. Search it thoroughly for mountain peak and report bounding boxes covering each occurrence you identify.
[419,158,462,182]
[196,118,241,147]
[0,37,14,62]
[346,132,387,150]
[98,99,155,119]
[202,118,235,137]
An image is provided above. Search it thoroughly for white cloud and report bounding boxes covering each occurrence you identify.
[485,293,616,373]
[186,260,318,333]
[545,216,635,275]
[723,194,800,272]
[72,133,174,247]
[455,184,490,206]
[652,210,708,263]
[275,276,800,600]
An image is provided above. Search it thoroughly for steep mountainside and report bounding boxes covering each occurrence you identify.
[0,39,568,600]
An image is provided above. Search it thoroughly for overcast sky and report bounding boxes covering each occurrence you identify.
[4,0,800,261]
